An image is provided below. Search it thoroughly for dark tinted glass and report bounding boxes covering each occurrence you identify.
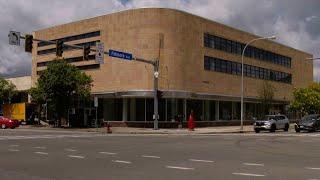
[204,56,292,84]
[204,33,291,68]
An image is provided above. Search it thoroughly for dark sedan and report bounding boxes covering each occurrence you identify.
[295,114,320,132]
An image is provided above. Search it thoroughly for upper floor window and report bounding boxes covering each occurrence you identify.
[204,33,292,68]
[204,56,292,84]
[38,31,100,47]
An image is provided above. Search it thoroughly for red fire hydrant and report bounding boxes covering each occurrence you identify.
[188,111,195,131]
[106,122,112,134]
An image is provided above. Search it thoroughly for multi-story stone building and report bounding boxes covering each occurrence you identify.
[32,8,313,127]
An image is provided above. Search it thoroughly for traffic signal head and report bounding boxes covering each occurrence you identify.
[157,90,163,99]
[24,34,33,53]
[83,45,90,60]
[56,40,63,57]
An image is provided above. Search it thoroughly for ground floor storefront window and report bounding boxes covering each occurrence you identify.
[96,98,286,122]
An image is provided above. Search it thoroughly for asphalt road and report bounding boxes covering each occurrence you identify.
[0,129,320,180]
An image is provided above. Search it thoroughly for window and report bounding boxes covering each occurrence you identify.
[231,62,237,74]
[215,36,221,50]
[236,43,242,55]
[220,60,227,72]
[204,33,291,68]
[237,63,242,75]
[203,55,292,84]
[37,55,96,67]
[215,58,221,72]
[37,40,100,55]
[226,61,232,73]
[38,31,101,47]
[220,38,227,51]
[204,56,210,70]
[226,40,232,53]
[231,41,237,54]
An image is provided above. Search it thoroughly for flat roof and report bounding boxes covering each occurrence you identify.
[6,76,31,91]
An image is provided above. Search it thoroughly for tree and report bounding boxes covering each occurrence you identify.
[289,83,320,115]
[0,77,16,104]
[257,81,276,115]
[29,59,93,127]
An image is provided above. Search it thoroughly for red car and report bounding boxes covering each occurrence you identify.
[0,116,20,129]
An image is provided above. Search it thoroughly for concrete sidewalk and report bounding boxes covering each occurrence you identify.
[18,125,253,134]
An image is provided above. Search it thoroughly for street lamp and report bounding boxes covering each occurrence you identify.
[240,35,276,131]
[306,57,320,60]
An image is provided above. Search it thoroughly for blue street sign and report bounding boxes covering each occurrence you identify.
[109,49,133,60]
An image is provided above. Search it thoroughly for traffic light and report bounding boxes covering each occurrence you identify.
[157,90,163,99]
[24,34,33,53]
[83,45,90,60]
[56,40,63,57]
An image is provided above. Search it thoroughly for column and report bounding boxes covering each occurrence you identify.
[215,101,219,121]
[183,99,187,122]
[122,99,128,122]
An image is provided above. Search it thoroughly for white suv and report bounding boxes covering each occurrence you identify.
[253,115,290,133]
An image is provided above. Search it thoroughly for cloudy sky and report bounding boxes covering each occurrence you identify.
[0,0,319,80]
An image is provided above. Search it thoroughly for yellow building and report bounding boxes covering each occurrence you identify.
[31,8,313,127]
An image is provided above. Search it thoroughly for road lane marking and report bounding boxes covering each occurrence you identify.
[305,167,320,170]
[112,160,132,164]
[68,155,85,159]
[189,159,214,163]
[65,148,77,152]
[8,149,20,152]
[142,155,161,159]
[243,163,264,166]
[232,172,265,177]
[33,146,46,149]
[99,152,117,155]
[34,152,48,155]
[10,145,19,147]
[166,166,194,170]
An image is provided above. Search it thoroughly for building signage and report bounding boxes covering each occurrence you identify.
[109,49,133,60]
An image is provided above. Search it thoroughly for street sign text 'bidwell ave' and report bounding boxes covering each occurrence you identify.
[109,49,133,60]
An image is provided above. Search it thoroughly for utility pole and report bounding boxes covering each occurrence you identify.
[153,59,159,130]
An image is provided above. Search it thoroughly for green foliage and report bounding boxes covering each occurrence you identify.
[289,83,320,115]
[0,77,17,103]
[257,81,275,115]
[29,59,93,125]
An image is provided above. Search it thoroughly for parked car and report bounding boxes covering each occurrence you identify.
[295,114,320,132]
[253,115,290,133]
[0,116,20,129]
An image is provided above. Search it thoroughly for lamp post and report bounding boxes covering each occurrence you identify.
[240,35,276,131]
[306,57,320,60]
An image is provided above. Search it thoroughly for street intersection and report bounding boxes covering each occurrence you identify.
[0,128,319,180]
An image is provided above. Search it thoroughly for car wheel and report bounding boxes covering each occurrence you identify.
[284,123,289,132]
[269,124,276,132]
[1,124,6,129]
[254,129,260,133]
